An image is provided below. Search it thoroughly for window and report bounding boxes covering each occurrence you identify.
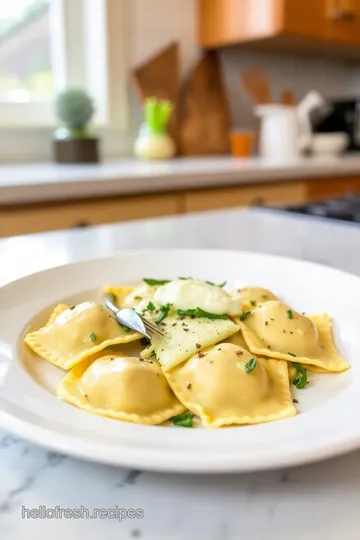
[0,0,53,104]
[0,0,128,132]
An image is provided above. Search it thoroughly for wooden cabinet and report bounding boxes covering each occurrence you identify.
[0,193,184,238]
[198,0,360,54]
[184,181,307,213]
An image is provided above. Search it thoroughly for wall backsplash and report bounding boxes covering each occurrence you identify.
[220,47,360,130]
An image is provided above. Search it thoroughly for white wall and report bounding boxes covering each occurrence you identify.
[221,47,360,130]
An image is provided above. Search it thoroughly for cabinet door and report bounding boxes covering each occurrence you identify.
[282,0,331,40]
[326,0,360,45]
[184,182,306,213]
[0,193,184,238]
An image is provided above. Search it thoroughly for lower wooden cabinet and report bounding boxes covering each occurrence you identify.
[184,181,307,213]
[1,175,360,237]
[0,192,183,237]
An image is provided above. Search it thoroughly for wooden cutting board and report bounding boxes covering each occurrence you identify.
[179,50,230,156]
[132,42,181,153]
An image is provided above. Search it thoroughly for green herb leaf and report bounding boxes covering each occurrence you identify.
[146,301,156,312]
[176,307,228,320]
[287,309,293,319]
[143,278,170,286]
[205,280,227,288]
[134,296,143,300]
[250,300,256,307]
[170,411,194,428]
[156,303,173,324]
[244,357,257,373]
[240,310,252,321]
[288,352,297,357]
[292,362,309,390]
[179,276,193,280]
[90,332,96,342]
[120,324,130,333]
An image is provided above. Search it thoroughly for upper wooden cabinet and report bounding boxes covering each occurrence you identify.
[198,0,360,54]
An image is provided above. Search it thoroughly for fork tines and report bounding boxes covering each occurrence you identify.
[143,318,164,336]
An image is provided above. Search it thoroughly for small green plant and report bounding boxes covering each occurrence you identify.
[55,88,95,139]
[144,97,173,134]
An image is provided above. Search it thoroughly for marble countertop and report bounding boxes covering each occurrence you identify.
[2,208,360,539]
[1,154,360,205]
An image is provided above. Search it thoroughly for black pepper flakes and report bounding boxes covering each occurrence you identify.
[184,328,189,332]
[265,321,269,326]
[195,343,201,349]
[236,350,243,355]
[293,398,299,404]
[290,331,293,334]
[270,318,275,321]
[172,322,177,327]
[187,383,192,390]
[179,316,185,320]
[70,305,75,310]
[198,352,205,358]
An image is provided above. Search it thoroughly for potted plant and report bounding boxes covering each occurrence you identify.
[53,88,100,163]
[134,97,175,160]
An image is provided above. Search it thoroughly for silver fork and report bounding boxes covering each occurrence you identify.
[103,294,164,339]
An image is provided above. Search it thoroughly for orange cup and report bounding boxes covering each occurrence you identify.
[229,131,254,158]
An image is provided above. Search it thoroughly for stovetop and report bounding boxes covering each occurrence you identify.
[273,194,360,223]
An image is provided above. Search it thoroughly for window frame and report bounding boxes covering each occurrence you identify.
[0,0,129,143]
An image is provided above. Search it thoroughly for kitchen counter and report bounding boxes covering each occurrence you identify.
[1,208,360,540]
[1,154,360,205]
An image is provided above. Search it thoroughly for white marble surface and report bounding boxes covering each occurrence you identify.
[1,154,360,205]
[2,208,360,539]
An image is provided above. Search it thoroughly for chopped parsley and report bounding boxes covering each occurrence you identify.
[89,332,96,342]
[205,280,227,288]
[179,276,193,280]
[250,300,256,307]
[156,303,172,324]
[244,357,257,373]
[176,307,228,320]
[288,352,297,357]
[143,278,170,286]
[120,324,130,333]
[292,362,309,389]
[170,411,194,428]
[287,309,293,319]
[134,296,143,300]
[240,310,252,321]
[146,301,156,312]
[262,294,268,300]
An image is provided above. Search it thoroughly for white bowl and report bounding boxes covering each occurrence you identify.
[311,133,348,155]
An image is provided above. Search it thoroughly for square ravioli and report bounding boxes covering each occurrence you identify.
[58,352,186,424]
[165,343,296,427]
[151,313,239,371]
[25,302,141,370]
[238,301,349,372]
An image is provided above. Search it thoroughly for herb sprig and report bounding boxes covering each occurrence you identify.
[156,303,173,324]
[170,411,194,428]
[292,362,309,390]
[240,310,252,321]
[244,357,257,373]
[287,309,293,319]
[176,307,228,320]
[90,332,96,342]
[143,278,170,286]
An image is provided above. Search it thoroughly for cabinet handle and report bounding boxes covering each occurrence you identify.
[70,221,91,229]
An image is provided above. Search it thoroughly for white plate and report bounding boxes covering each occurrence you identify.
[0,249,359,473]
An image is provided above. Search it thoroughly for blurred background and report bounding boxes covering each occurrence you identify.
[2,0,360,237]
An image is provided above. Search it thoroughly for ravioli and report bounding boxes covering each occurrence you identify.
[102,283,157,310]
[238,301,349,372]
[166,343,296,427]
[224,330,249,350]
[58,353,185,424]
[151,313,239,371]
[153,279,242,316]
[235,286,277,311]
[25,302,141,370]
